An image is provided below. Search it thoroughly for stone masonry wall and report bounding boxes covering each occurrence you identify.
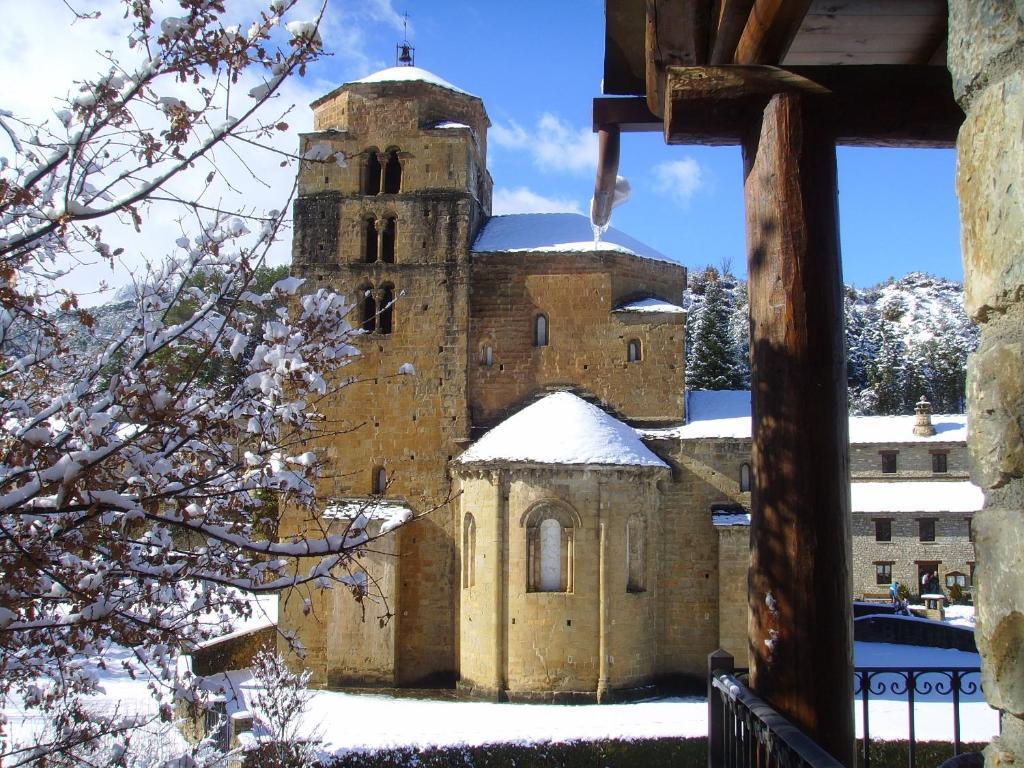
[716,525,749,661]
[948,3,1024,763]
[851,511,976,599]
[850,441,969,479]
[653,436,752,681]
[468,252,686,428]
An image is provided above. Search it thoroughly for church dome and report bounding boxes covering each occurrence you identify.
[457,391,667,467]
[350,65,475,97]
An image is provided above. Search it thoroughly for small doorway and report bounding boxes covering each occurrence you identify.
[916,561,940,596]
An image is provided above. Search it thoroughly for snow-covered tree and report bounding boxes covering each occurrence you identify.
[686,268,744,390]
[0,3,411,763]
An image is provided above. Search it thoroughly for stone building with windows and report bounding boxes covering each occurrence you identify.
[280,64,978,701]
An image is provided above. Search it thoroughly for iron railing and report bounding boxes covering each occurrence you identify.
[708,650,986,768]
[855,667,983,768]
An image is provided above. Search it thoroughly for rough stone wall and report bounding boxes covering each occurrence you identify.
[851,512,976,598]
[468,252,686,428]
[948,3,1024,762]
[281,79,492,687]
[716,526,749,660]
[191,626,277,677]
[849,441,969,479]
[654,436,751,680]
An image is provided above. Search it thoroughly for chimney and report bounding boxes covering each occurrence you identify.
[913,396,936,437]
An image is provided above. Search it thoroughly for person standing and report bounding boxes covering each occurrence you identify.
[890,580,900,605]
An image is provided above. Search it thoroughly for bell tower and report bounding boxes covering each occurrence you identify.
[286,64,491,686]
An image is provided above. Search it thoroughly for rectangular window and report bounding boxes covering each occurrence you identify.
[919,518,936,542]
[932,451,948,474]
[966,516,975,542]
[875,563,893,585]
[874,518,892,542]
[880,451,898,474]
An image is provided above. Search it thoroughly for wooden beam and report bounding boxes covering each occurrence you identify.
[734,0,813,64]
[604,0,648,96]
[709,0,755,65]
[743,90,854,767]
[593,97,661,133]
[644,0,709,116]
[662,65,963,147]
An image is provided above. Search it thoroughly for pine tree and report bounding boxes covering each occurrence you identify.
[686,273,745,390]
[866,316,909,414]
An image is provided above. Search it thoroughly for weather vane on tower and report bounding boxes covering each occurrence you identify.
[396,12,414,66]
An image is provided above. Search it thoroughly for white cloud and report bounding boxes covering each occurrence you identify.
[492,187,582,215]
[491,113,598,175]
[652,157,705,207]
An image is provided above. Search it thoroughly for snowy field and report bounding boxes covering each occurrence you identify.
[3,627,999,759]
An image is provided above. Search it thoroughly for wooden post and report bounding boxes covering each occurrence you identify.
[742,91,854,766]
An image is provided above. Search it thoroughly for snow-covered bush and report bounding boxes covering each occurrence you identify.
[0,1,401,763]
[247,646,318,768]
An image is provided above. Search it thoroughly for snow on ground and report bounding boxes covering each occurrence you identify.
[472,213,673,263]
[458,391,668,467]
[944,605,976,628]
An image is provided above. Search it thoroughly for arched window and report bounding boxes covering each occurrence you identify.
[626,513,647,592]
[462,513,476,589]
[740,462,752,492]
[381,216,397,263]
[360,286,377,332]
[538,519,561,591]
[481,345,493,367]
[364,218,379,263]
[534,314,548,347]
[362,150,381,195]
[378,284,394,335]
[372,466,386,494]
[627,339,642,362]
[383,149,402,193]
[524,502,578,593]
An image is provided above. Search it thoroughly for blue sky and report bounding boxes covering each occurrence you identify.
[309,0,964,288]
[1,0,964,295]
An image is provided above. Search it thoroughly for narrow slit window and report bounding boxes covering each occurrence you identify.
[626,513,647,593]
[372,466,386,494]
[363,151,381,195]
[379,285,394,335]
[627,339,641,363]
[739,463,752,493]
[381,217,397,263]
[383,149,402,193]
[481,345,493,367]
[364,219,379,263]
[534,314,548,347]
[462,513,476,589]
[360,288,377,332]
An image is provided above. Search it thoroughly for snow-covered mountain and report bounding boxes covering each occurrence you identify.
[685,269,977,415]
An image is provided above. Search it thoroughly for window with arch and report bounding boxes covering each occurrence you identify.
[462,513,476,589]
[363,218,379,263]
[372,466,387,494]
[383,149,402,193]
[739,462,752,492]
[381,216,397,263]
[378,284,395,335]
[362,149,381,195]
[627,339,642,363]
[626,513,647,593]
[524,503,577,593]
[480,345,494,367]
[534,314,548,347]
[359,286,377,332]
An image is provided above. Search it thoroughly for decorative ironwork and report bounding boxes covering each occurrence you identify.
[708,651,986,768]
[854,667,983,768]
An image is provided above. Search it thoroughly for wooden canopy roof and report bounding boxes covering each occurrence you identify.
[597,0,961,147]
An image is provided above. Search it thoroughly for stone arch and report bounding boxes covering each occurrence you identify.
[363,216,379,263]
[381,214,397,263]
[522,500,579,593]
[534,313,548,347]
[378,283,395,335]
[740,462,752,492]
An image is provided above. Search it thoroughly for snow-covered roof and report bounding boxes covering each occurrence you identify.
[472,214,675,264]
[457,392,668,468]
[642,390,969,444]
[612,297,685,314]
[351,66,475,97]
[712,511,751,527]
[851,481,983,513]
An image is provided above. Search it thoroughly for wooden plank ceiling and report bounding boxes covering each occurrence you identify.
[603,0,948,99]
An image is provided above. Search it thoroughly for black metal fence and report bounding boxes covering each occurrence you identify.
[708,650,986,768]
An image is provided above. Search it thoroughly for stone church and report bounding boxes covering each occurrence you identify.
[279,64,978,702]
